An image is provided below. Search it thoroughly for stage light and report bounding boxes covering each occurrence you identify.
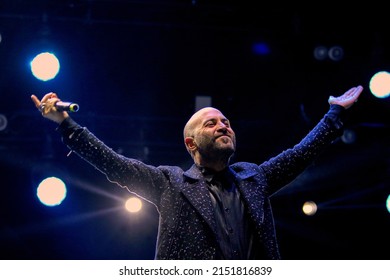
[341,128,357,144]
[328,46,344,61]
[36,176,67,207]
[369,71,390,98]
[302,201,317,216]
[313,46,328,61]
[0,114,7,131]
[386,194,390,214]
[125,197,142,213]
[30,52,60,81]
[313,45,344,61]
[252,42,271,55]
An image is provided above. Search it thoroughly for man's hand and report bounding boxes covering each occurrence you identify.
[328,85,363,109]
[31,92,69,124]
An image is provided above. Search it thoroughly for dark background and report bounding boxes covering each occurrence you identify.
[0,1,389,260]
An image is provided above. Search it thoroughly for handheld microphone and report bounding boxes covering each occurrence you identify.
[55,101,80,112]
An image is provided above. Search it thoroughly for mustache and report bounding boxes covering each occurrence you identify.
[215,133,233,139]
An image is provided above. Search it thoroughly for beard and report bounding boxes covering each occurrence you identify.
[196,134,236,163]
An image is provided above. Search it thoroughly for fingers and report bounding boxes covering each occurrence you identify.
[342,85,363,99]
[354,85,364,98]
[31,94,40,108]
[31,92,60,113]
[340,87,357,100]
[344,85,363,103]
[328,85,363,109]
[30,92,68,123]
[41,92,57,103]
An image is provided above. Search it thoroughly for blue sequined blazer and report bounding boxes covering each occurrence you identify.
[57,105,345,259]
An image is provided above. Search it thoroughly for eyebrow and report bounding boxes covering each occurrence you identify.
[202,117,230,125]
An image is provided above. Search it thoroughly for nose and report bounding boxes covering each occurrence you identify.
[216,121,228,132]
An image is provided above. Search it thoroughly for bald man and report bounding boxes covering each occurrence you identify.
[31,85,363,259]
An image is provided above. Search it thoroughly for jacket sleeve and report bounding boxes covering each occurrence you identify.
[259,104,345,195]
[56,117,169,205]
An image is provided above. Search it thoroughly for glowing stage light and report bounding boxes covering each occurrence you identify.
[36,176,67,206]
[125,197,142,213]
[313,46,328,61]
[302,201,318,216]
[0,114,7,131]
[386,194,390,214]
[328,46,344,61]
[341,128,357,144]
[30,52,60,81]
[369,71,390,98]
[252,42,271,55]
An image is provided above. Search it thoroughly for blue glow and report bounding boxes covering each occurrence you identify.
[252,42,270,55]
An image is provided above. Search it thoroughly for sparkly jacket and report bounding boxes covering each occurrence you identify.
[57,105,345,260]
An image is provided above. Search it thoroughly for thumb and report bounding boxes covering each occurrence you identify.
[328,95,335,104]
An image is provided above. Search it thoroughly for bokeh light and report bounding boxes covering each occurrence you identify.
[369,71,390,98]
[125,197,143,213]
[30,52,60,81]
[36,176,67,207]
[302,201,318,216]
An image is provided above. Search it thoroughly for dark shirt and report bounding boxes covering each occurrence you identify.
[199,166,261,259]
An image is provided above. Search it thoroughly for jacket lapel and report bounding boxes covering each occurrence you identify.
[233,167,265,224]
[181,165,218,236]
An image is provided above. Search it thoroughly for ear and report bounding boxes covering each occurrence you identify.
[184,137,197,152]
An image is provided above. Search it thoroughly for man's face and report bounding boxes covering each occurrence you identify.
[193,108,236,160]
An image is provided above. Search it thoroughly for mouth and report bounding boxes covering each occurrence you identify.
[216,135,232,144]
[216,135,230,140]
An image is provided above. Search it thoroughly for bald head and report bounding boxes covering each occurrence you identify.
[183,107,223,139]
[183,107,236,166]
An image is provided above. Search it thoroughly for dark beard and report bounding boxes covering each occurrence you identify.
[197,139,235,163]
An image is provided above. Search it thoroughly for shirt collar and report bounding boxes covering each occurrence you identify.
[196,165,234,185]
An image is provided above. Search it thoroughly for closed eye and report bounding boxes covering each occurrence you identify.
[203,118,230,128]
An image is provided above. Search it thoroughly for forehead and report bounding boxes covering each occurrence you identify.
[194,107,226,123]
[200,108,225,119]
[185,107,229,133]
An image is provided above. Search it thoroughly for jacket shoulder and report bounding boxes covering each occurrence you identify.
[231,162,262,179]
[231,161,258,170]
[157,165,186,180]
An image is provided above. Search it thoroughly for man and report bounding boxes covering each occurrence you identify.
[31,85,363,259]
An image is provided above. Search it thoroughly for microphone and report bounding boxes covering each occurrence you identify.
[55,101,80,112]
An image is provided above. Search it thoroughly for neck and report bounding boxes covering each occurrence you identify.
[194,156,229,172]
